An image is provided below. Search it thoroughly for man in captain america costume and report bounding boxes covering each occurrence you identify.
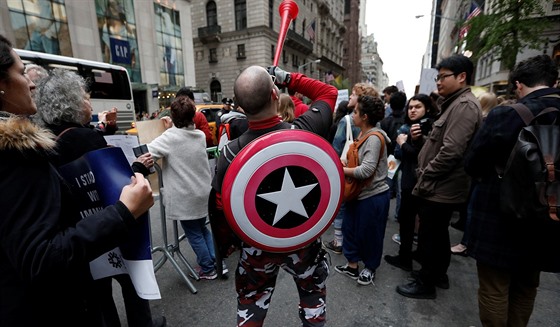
[210,65,338,327]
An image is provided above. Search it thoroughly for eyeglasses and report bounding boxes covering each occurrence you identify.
[434,73,455,82]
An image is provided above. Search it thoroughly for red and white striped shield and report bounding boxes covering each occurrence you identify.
[222,130,343,252]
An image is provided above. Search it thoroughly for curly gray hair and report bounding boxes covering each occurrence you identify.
[34,68,88,126]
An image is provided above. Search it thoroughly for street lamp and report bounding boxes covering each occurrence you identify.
[415,14,459,22]
[298,59,321,73]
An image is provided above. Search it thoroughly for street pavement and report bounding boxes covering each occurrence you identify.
[113,198,560,326]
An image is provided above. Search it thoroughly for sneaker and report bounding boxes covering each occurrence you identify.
[190,267,218,280]
[322,240,342,255]
[334,264,359,280]
[218,259,229,275]
[357,268,375,285]
[392,233,401,245]
[450,243,468,256]
[199,269,217,280]
[222,260,229,274]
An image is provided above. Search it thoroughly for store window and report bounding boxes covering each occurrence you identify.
[7,0,71,56]
[95,0,142,83]
[154,3,185,87]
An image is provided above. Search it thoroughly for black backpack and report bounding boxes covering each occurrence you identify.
[499,103,560,222]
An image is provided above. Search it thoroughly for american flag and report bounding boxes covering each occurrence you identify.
[306,20,316,42]
[459,3,481,39]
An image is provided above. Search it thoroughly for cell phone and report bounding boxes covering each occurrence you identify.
[132,144,155,174]
[419,118,431,136]
[132,144,149,157]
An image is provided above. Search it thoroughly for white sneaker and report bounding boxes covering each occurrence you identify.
[221,259,229,275]
[392,233,401,245]
[358,268,375,285]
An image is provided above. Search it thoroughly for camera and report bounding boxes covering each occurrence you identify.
[419,118,432,136]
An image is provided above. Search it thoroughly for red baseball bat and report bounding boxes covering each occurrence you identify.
[273,0,299,67]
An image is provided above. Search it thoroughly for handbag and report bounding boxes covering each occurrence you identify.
[343,131,385,202]
[340,116,353,164]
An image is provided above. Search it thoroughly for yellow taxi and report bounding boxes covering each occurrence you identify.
[196,103,223,145]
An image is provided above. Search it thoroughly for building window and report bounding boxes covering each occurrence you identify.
[235,0,247,30]
[302,19,306,36]
[269,0,274,29]
[292,54,299,68]
[209,48,218,63]
[291,18,297,30]
[283,50,288,64]
[154,3,185,87]
[207,1,217,26]
[237,44,246,59]
[271,44,275,60]
[7,0,71,57]
[95,0,141,83]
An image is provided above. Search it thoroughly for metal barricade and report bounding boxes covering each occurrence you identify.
[151,163,199,294]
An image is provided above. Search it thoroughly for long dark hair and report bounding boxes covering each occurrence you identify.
[333,100,349,125]
[404,93,438,125]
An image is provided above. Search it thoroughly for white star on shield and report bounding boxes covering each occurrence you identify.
[257,168,318,226]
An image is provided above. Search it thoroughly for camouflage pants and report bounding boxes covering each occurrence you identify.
[236,240,329,327]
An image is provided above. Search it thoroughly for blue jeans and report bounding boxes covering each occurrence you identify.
[342,191,390,270]
[180,218,216,273]
[333,202,346,229]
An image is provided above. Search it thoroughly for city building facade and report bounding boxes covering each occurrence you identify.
[0,0,198,115]
[423,0,560,95]
[360,33,386,91]
[342,0,361,86]
[190,0,346,102]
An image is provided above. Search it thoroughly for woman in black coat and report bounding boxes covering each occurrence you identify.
[33,68,164,327]
[384,93,437,272]
[0,35,153,327]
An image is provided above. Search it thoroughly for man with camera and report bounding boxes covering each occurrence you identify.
[396,54,482,299]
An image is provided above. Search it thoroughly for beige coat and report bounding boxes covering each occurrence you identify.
[412,87,482,204]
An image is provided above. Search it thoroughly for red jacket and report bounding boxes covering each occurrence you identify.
[291,95,309,118]
[194,111,213,146]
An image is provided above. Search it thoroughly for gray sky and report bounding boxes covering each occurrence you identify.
[366,0,433,98]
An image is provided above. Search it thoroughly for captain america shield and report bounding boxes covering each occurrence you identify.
[222,129,344,252]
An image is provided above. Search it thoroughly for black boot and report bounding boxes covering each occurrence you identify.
[396,279,436,299]
[384,254,412,272]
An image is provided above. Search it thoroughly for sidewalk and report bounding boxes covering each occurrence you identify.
[114,199,560,326]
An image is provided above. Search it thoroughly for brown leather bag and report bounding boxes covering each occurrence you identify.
[343,131,385,202]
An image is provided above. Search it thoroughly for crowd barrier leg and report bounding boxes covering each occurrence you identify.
[150,164,198,294]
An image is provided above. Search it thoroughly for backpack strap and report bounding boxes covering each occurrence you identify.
[509,103,533,126]
[355,131,386,181]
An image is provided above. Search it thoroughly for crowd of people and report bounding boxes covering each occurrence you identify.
[1,29,559,327]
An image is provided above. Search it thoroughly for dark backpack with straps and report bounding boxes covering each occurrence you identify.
[499,103,560,222]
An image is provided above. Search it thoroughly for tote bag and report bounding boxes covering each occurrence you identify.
[340,116,353,164]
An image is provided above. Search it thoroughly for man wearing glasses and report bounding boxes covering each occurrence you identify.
[396,54,482,299]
